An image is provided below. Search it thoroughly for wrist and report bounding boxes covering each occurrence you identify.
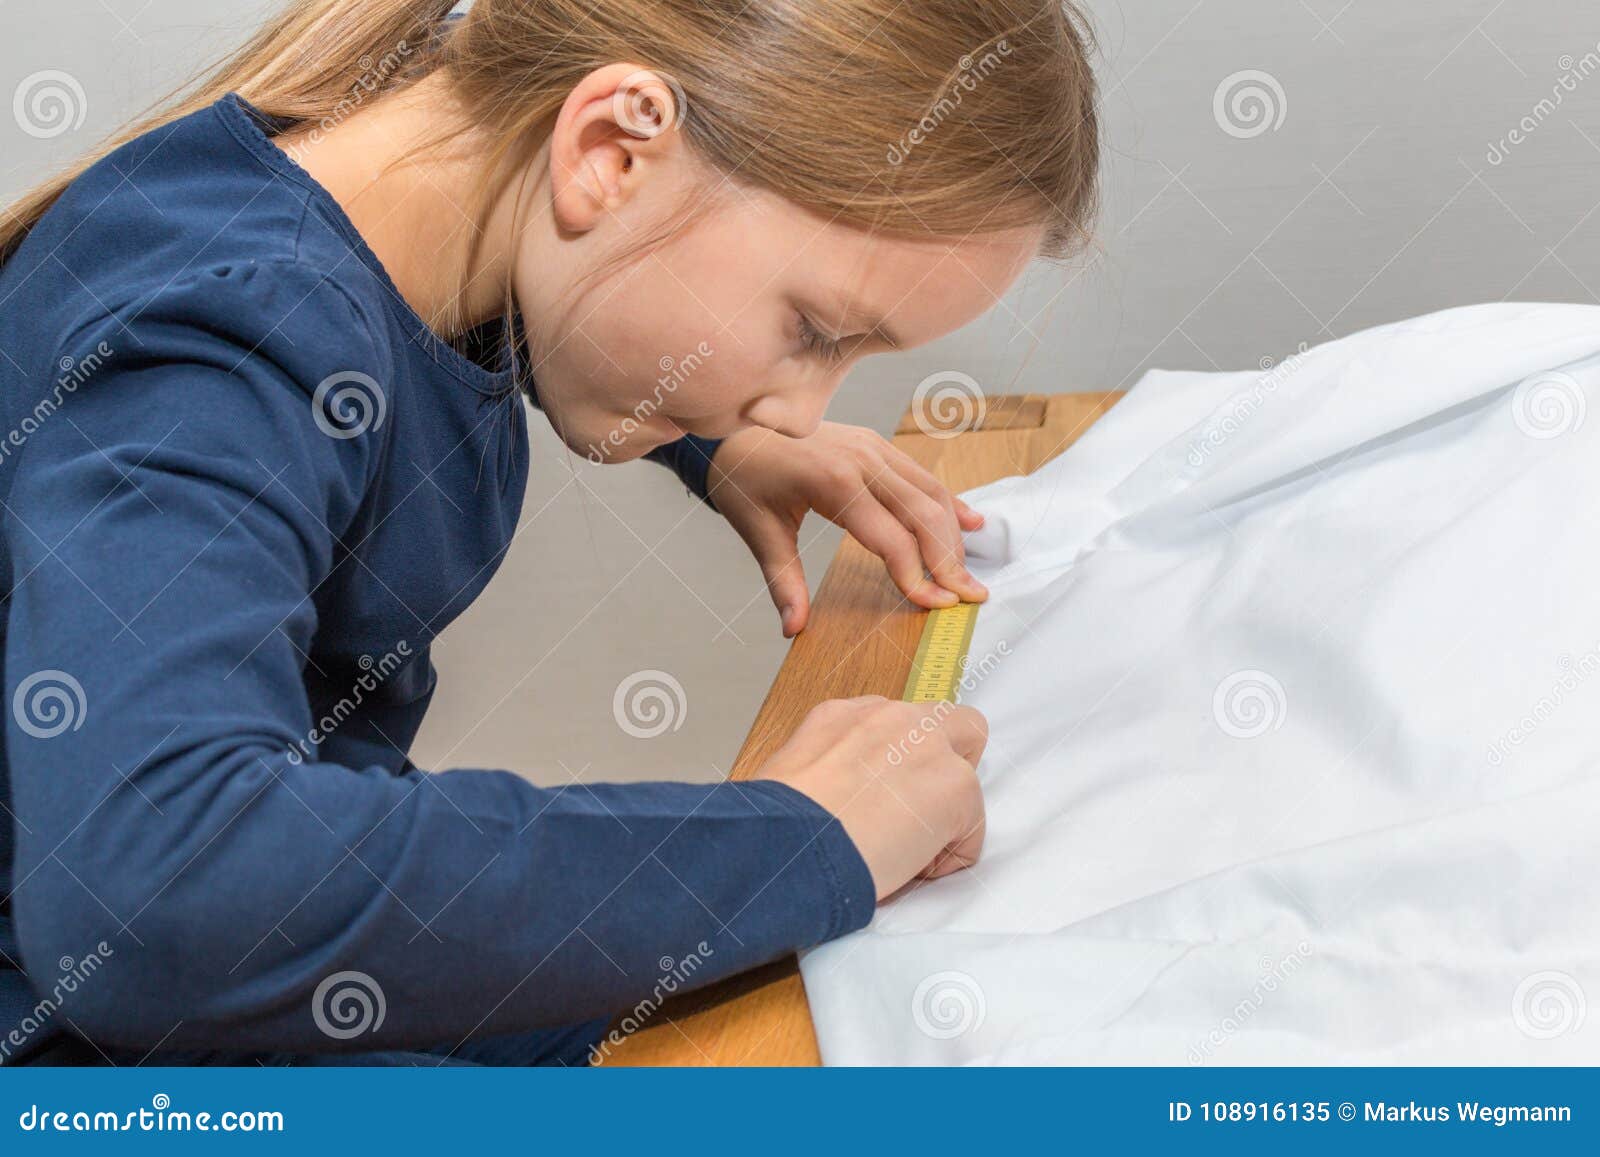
[704,438,732,514]
[705,428,769,514]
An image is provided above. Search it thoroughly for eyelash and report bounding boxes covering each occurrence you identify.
[797,314,846,364]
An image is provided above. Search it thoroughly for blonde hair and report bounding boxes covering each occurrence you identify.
[1,0,1099,273]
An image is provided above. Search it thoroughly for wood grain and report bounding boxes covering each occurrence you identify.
[598,391,1122,1066]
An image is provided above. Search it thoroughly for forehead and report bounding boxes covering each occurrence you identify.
[794,209,1043,348]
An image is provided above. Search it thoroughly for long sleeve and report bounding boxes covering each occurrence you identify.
[645,433,725,504]
[2,264,872,1054]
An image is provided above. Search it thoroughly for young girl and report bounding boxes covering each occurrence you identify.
[0,0,1097,1065]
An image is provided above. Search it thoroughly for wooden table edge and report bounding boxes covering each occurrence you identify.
[597,390,1124,1066]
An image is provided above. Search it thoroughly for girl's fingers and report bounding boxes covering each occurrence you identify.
[739,511,812,637]
[885,445,983,528]
[934,703,990,768]
[843,500,958,609]
[881,442,941,489]
[920,819,986,879]
[884,444,988,545]
[867,466,988,602]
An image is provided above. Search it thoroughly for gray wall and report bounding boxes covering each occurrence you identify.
[6,2,1598,785]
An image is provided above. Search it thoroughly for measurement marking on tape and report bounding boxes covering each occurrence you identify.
[901,601,981,703]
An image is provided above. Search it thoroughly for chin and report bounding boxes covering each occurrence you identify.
[573,417,681,465]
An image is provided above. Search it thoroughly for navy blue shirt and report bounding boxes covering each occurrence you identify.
[0,95,872,1060]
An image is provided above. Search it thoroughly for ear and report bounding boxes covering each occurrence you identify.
[549,63,685,234]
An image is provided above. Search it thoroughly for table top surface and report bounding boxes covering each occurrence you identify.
[599,390,1123,1066]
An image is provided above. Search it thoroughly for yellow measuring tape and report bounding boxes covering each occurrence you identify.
[900,601,981,703]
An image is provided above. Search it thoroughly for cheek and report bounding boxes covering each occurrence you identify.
[516,232,797,431]
[519,279,669,410]
[653,332,787,426]
[582,270,720,378]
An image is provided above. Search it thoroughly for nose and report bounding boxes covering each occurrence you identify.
[744,374,838,439]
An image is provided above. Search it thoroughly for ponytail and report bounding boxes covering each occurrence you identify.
[0,0,455,262]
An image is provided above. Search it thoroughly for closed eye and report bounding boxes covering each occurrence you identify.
[797,313,848,364]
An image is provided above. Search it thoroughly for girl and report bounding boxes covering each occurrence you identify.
[0,0,1098,1065]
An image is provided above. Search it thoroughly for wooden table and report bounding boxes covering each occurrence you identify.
[600,390,1123,1066]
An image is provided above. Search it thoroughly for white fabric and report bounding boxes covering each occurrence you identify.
[800,303,1600,1065]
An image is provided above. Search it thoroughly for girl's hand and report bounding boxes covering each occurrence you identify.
[757,696,988,899]
[708,423,988,637]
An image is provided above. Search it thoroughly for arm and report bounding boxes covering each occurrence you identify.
[3,269,872,1053]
